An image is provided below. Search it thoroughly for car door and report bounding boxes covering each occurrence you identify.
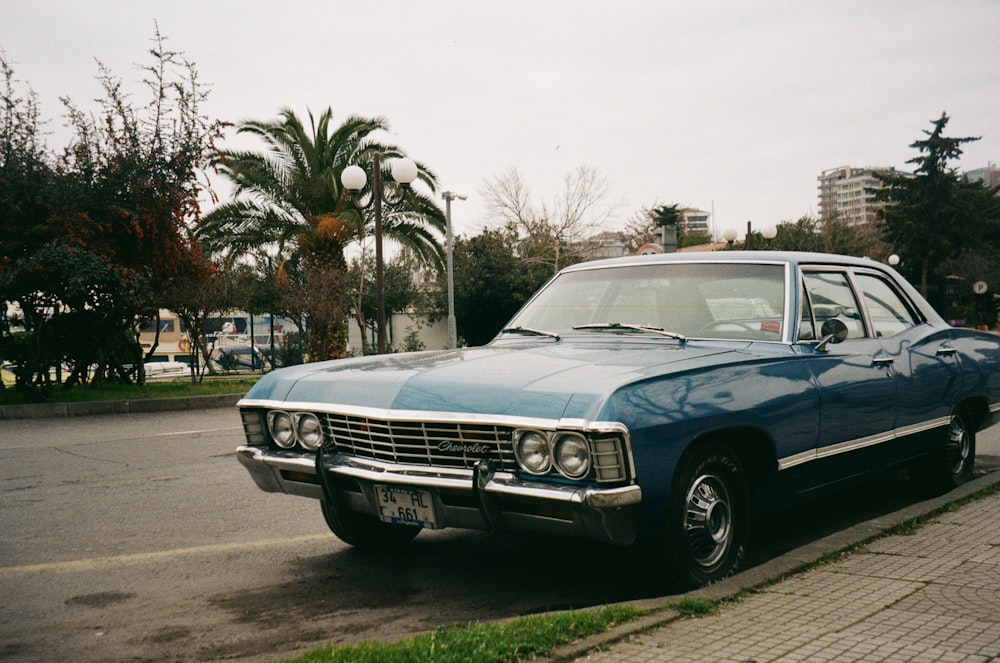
[852,270,962,463]
[790,268,898,489]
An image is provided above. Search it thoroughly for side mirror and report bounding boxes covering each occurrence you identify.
[815,318,849,351]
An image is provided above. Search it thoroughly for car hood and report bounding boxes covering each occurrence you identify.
[243,340,750,421]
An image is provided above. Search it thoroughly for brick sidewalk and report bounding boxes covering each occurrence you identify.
[571,489,1000,663]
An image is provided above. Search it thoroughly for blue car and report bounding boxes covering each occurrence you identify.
[236,251,1000,589]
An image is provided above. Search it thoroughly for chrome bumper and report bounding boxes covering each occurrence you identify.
[236,445,642,545]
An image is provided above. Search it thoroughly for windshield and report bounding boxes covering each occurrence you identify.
[504,262,787,341]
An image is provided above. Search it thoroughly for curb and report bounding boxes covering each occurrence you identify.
[0,393,243,420]
[539,469,1000,663]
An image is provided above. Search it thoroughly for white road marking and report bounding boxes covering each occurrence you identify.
[0,534,332,576]
[153,426,242,437]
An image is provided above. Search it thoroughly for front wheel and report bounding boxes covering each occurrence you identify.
[655,442,750,590]
[909,411,975,497]
[320,501,421,548]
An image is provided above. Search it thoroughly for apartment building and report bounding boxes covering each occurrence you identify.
[818,163,997,228]
[679,207,712,236]
[817,165,900,226]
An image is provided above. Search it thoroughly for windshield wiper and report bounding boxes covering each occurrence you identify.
[500,326,561,340]
[572,322,687,342]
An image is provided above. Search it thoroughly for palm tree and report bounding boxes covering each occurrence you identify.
[197,107,446,360]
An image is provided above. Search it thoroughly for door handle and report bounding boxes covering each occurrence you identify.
[936,346,958,356]
[872,355,895,377]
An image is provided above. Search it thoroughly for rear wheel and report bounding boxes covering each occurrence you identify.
[909,410,975,497]
[320,501,421,548]
[655,442,750,590]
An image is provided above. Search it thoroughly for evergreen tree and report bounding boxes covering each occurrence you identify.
[875,113,1000,301]
[446,227,555,346]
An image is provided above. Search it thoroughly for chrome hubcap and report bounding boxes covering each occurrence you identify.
[684,473,733,568]
[947,415,970,477]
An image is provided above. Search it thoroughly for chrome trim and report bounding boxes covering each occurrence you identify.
[331,457,597,504]
[781,262,792,343]
[235,445,642,543]
[896,417,952,438]
[330,456,477,491]
[586,485,643,508]
[239,399,629,435]
[990,402,1000,414]
[777,415,951,471]
[236,445,640,505]
[239,400,636,484]
[235,446,324,498]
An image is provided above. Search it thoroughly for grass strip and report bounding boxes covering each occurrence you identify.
[668,597,719,616]
[283,605,645,663]
[0,377,259,405]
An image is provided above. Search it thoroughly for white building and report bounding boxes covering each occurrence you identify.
[817,165,901,226]
[678,208,712,236]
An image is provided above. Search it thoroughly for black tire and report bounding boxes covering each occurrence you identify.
[657,442,750,590]
[320,501,421,548]
[909,410,976,497]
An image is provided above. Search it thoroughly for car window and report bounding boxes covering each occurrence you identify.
[854,272,921,337]
[801,270,867,339]
[798,278,817,340]
[506,263,786,341]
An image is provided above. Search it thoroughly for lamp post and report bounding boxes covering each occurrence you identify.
[341,153,418,354]
[442,190,467,349]
[725,222,775,249]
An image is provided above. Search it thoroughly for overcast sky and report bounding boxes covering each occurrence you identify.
[3,0,999,240]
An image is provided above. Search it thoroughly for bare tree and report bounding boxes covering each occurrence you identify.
[481,166,535,226]
[480,164,619,272]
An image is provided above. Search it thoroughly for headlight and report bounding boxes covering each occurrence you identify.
[267,411,296,448]
[514,430,551,475]
[553,433,591,478]
[295,413,323,450]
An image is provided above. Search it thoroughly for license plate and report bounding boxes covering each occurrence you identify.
[374,484,438,529]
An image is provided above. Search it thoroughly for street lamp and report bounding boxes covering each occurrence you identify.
[442,190,467,349]
[341,153,418,354]
[722,228,738,248]
[728,221,776,250]
[760,225,777,245]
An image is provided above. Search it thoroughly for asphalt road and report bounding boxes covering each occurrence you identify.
[1,409,998,663]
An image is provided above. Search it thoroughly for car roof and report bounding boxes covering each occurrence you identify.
[555,250,944,326]
[559,250,887,273]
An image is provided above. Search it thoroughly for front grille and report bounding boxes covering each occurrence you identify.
[320,413,518,472]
